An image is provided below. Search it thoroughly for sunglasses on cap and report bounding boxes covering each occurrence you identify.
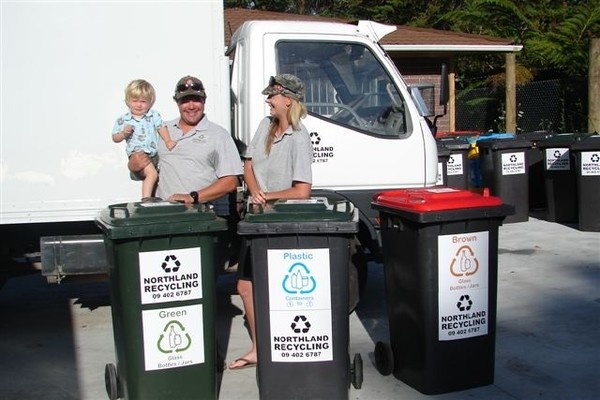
[269,76,297,94]
[176,82,204,92]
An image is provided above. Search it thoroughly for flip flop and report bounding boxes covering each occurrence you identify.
[228,357,257,370]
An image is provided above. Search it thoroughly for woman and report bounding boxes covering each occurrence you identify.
[228,74,313,370]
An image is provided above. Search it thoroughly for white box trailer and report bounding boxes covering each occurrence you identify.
[1,1,442,293]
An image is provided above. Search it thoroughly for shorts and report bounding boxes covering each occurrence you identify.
[236,237,252,281]
[129,153,159,181]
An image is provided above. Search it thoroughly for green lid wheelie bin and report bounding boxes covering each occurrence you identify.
[372,188,513,395]
[238,198,362,400]
[96,201,227,400]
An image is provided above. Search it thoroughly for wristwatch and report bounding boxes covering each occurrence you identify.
[189,191,199,204]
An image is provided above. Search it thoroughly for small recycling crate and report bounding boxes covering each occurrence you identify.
[372,187,513,395]
[96,201,227,400]
[238,198,362,400]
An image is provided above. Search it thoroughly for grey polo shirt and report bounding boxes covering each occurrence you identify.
[156,115,243,205]
[245,117,312,192]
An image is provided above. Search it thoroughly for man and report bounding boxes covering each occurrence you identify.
[128,75,243,263]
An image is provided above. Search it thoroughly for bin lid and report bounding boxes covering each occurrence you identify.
[569,134,600,151]
[95,201,227,239]
[238,197,359,235]
[537,133,596,148]
[437,144,452,157]
[436,136,471,150]
[476,137,532,150]
[372,187,514,223]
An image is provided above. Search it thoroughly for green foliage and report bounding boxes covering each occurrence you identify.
[224,0,598,132]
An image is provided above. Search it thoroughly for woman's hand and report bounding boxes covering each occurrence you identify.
[250,190,268,205]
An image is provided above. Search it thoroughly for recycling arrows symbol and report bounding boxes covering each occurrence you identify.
[290,315,311,333]
[161,255,180,273]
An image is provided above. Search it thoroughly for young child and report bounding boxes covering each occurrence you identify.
[112,79,176,201]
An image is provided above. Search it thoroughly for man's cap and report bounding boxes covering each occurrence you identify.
[262,74,305,102]
[173,75,206,101]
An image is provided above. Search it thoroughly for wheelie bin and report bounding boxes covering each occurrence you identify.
[436,142,451,186]
[570,135,600,231]
[437,136,471,189]
[372,187,513,395]
[536,133,579,223]
[477,135,532,223]
[238,198,362,400]
[96,201,227,400]
[519,131,555,213]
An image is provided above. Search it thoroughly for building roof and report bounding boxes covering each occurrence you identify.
[224,8,522,54]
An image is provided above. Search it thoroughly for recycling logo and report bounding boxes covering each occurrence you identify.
[157,320,192,353]
[310,131,321,145]
[456,295,473,311]
[553,150,563,158]
[291,315,311,333]
[510,154,517,162]
[161,255,181,273]
[450,246,479,277]
[282,262,317,294]
[592,153,599,162]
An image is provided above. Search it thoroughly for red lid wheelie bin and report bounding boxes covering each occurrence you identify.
[372,188,513,395]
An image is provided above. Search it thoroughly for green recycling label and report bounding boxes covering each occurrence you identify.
[142,304,204,371]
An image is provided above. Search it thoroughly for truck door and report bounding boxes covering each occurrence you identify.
[272,41,435,192]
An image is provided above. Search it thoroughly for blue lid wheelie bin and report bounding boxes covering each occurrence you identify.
[238,198,361,400]
[96,201,227,400]
[372,188,513,395]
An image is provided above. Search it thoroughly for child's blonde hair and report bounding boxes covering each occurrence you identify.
[125,79,156,107]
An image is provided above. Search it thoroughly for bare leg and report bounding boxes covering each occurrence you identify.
[141,163,158,199]
[229,279,257,369]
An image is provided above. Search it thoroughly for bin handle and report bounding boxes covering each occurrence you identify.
[332,200,354,215]
[108,204,130,219]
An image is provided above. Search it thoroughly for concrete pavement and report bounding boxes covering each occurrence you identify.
[0,217,598,399]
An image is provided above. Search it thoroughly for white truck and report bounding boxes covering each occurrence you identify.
[1,1,443,293]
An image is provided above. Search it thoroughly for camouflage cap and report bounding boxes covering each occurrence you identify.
[173,75,206,101]
[262,74,305,102]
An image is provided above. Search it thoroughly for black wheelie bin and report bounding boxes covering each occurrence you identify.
[238,198,362,400]
[570,135,600,231]
[372,187,513,395]
[477,136,532,223]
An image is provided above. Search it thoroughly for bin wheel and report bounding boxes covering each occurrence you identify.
[105,363,120,400]
[351,353,363,389]
[374,341,394,376]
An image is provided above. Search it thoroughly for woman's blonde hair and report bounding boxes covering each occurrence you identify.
[265,99,307,154]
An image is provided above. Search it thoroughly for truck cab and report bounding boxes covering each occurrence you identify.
[229,20,439,289]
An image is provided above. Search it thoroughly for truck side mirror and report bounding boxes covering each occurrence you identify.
[440,63,449,106]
